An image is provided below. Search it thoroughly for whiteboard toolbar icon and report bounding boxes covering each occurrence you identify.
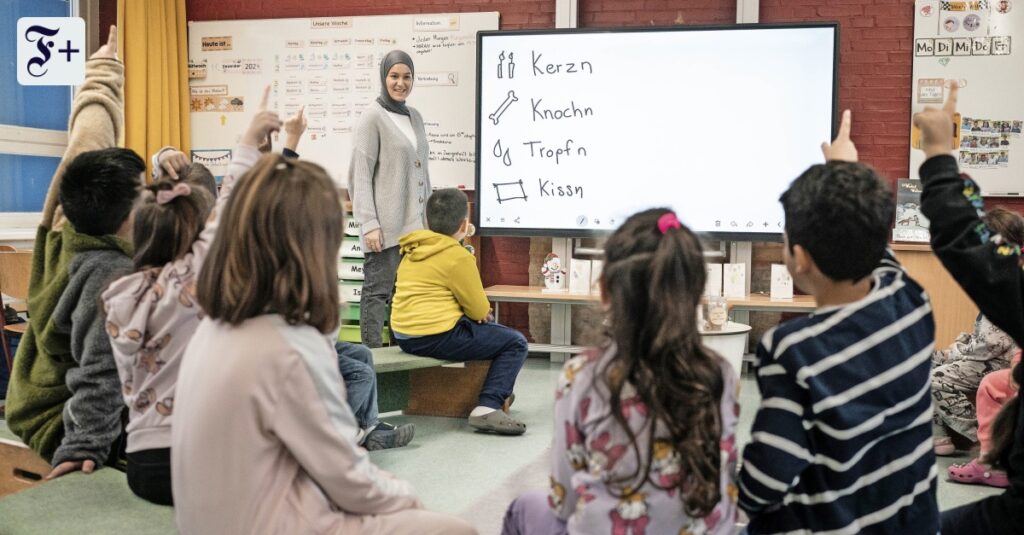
[17,17,86,86]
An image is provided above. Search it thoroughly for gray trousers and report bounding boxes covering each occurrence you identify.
[360,246,401,348]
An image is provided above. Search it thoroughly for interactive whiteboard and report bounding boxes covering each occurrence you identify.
[475,24,839,238]
[187,12,498,187]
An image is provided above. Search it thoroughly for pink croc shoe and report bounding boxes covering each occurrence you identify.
[948,459,1010,488]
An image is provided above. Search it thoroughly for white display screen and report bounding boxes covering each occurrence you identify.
[475,25,838,238]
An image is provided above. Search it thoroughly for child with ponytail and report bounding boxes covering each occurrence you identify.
[502,208,739,534]
[100,87,282,505]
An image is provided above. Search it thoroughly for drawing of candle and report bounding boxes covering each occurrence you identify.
[507,52,515,79]
[498,51,505,79]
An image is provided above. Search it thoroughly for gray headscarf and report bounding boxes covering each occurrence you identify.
[377,50,414,116]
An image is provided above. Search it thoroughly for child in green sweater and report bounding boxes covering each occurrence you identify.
[5,27,143,479]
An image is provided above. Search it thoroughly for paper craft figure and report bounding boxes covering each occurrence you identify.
[542,253,567,290]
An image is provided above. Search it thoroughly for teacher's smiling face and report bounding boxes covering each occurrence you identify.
[386,64,413,102]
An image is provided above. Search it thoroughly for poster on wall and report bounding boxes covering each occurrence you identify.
[187,12,499,189]
[911,0,1024,196]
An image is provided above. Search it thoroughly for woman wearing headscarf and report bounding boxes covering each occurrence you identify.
[348,50,431,347]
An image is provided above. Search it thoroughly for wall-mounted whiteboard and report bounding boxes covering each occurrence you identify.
[187,12,498,188]
[911,0,1023,196]
[475,25,838,238]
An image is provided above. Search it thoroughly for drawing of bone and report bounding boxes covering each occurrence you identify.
[489,90,518,125]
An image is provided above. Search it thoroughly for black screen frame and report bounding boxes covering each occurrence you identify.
[473,22,840,242]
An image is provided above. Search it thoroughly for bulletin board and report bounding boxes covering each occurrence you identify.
[187,12,499,188]
[911,0,1023,195]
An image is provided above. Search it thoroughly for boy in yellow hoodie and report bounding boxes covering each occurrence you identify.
[391,189,528,435]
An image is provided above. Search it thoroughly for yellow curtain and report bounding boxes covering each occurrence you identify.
[117,0,190,177]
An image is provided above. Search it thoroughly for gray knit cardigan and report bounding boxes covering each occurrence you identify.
[347,102,432,250]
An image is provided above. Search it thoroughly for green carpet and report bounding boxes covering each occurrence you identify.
[0,469,176,535]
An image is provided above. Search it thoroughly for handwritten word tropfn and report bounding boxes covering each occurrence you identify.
[523,139,588,164]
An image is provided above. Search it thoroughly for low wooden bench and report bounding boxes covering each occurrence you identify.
[370,346,490,418]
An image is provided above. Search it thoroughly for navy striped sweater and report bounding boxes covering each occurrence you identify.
[738,253,939,534]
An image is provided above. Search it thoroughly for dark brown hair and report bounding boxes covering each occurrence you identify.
[132,165,216,271]
[598,208,724,517]
[984,207,1024,247]
[197,154,342,334]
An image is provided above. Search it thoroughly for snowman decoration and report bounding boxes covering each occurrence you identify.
[542,253,567,290]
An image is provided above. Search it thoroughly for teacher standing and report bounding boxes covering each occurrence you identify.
[348,50,431,347]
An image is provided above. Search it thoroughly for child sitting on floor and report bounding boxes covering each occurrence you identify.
[101,88,279,505]
[170,128,474,533]
[946,351,1020,488]
[916,83,1024,534]
[738,111,939,533]
[390,188,528,435]
[502,208,739,535]
[5,26,144,479]
[931,208,1023,457]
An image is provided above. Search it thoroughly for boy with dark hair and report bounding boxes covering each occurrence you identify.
[738,112,939,534]
[390,188,528,435]
[5,27,143,479]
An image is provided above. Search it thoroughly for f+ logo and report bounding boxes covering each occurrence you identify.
[17,18,86,86]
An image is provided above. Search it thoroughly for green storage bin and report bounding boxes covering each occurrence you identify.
[339,281,363,303]
[345,217,361,237]
[341,237,364,259]
[339,258,364,281]
[337,324,390,343]
[341,303,361,321]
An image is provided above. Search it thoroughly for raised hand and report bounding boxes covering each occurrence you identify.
[913,82,959,159]
[91,25,117,61]
[241,86,283,148]
[158,150,190,180]
[284,105,307,152]
[821,110,857,162]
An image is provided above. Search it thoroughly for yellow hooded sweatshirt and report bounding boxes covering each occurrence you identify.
[390,229,491,336]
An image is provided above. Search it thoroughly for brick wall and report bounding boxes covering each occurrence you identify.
[113,0,1023,344]
[580,0,735,28]
[760,0,1024,214]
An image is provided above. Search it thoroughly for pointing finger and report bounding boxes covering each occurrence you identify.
[944,82,959,114]
[837,109,852,140]
[258,85,271,112]
[107,25,117,50]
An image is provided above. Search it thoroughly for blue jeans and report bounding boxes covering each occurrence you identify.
[336,341,378,429]
[396,317,528,409]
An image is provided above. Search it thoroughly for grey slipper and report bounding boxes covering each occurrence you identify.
[469,410,526,435]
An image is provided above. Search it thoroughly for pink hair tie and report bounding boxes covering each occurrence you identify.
[657,212,682,234]
[156,183,192,205]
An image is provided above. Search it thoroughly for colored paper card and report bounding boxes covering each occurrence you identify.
[569,258,592,293]
[770,264,794,300]
[705,263,723,297]
[723,263,746,298]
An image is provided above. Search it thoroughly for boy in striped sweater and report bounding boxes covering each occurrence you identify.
[738,112,940,534]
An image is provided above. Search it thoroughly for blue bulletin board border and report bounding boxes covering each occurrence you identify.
[474,22,840,241]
